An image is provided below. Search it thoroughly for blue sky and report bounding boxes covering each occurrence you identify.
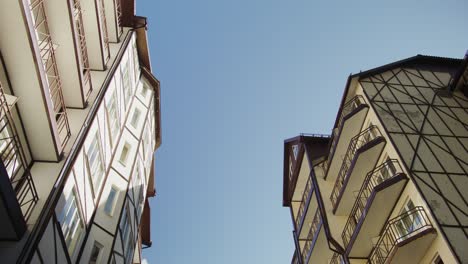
[137,0,467,263]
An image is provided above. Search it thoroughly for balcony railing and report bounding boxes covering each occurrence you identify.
[325,95,366,175]
[29,0,71,149]
[368,206,433,264]
[98,0,110,62]
[342,159,403,247]
[295,176,313,231]
[73,0,92,101]
[330,125,381,208]
[302,209,321,263]
[115,0,123,36]
[330,253,345,264]
[0,82,38,221]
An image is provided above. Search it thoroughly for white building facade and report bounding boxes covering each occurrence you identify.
[0,0,160,263]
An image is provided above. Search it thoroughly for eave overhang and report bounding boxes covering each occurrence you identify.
[282,135,330,207]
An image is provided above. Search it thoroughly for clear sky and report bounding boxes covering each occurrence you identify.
[136,0,467,263]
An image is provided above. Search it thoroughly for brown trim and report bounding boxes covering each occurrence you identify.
[140,67,161,149]
[119,0,136,27]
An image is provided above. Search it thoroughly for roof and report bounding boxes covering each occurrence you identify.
[282,135,330,206]
[332,54,463,130]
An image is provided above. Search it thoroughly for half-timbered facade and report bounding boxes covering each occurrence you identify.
[283,54,468,264]
[0,0,160,263]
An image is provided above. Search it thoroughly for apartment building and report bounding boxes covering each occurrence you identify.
[0,0,161,263]
[283,53,468,264]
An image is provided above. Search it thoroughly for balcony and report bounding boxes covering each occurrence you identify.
[0,83,38,240]
[98,0,111,63]
[291,251,300,264]
[72,0,92,101]
[330,253,345,264]
[29,0,71,150]
[330,126,386,215]
[301,209,322,263]
[325,95,369,182]
[368,207,436,264]
[295,176,315,238]
[342,160,408,257]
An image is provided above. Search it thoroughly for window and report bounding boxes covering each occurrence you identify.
[121,61,132,108]
[87,132,104,194]
[140,83,149,97]
[130,108,141,128]
[119,143,131,166]
[396,199,422,238]
[120,204,135,264]
[104,186,118,215]
[89,241,103,264]
[134,165,145,219]
[107,90,120,144]
[56,189,84,257]
[132,42,139,81]
[433,255,444,264]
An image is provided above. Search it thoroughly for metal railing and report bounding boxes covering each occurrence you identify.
[73,0,92,101]
[302,209,321,263]
[330,125,382,208]
[115,0,123,36]
[28,0,71,150]
[342,159,403,247]
[295,176,314,231]
[0,82,38,221]
[330,253,345,264]
[98,0,110,62]
[325,95,366,176]
[368,206,433,264]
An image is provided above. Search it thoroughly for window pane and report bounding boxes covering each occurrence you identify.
[56,190,84,257]
[89,241,103,264]
[119,143,130,165]
[130,109,141,128]
[104,187,118,215]
[88,132,104,192]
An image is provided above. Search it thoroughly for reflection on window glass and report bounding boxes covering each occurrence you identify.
[130,108,141,128]
[104,186,118,215]
[87,132,104,194]
[56,189,84,257]
[107,90,120,144]
[119,143,131,166]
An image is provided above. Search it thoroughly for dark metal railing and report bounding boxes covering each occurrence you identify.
[98,0,110,62]
[0,82,38,221]
[302,209,322,263]
[330,253,345,264]
[295,176,313,231]
[114,0,123,36]
[330,125,381,208]
[29,0,71,150]
[368,206,433,264]
[73,0,92,101]
[325,95,366,176]
[342,159,403,247]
